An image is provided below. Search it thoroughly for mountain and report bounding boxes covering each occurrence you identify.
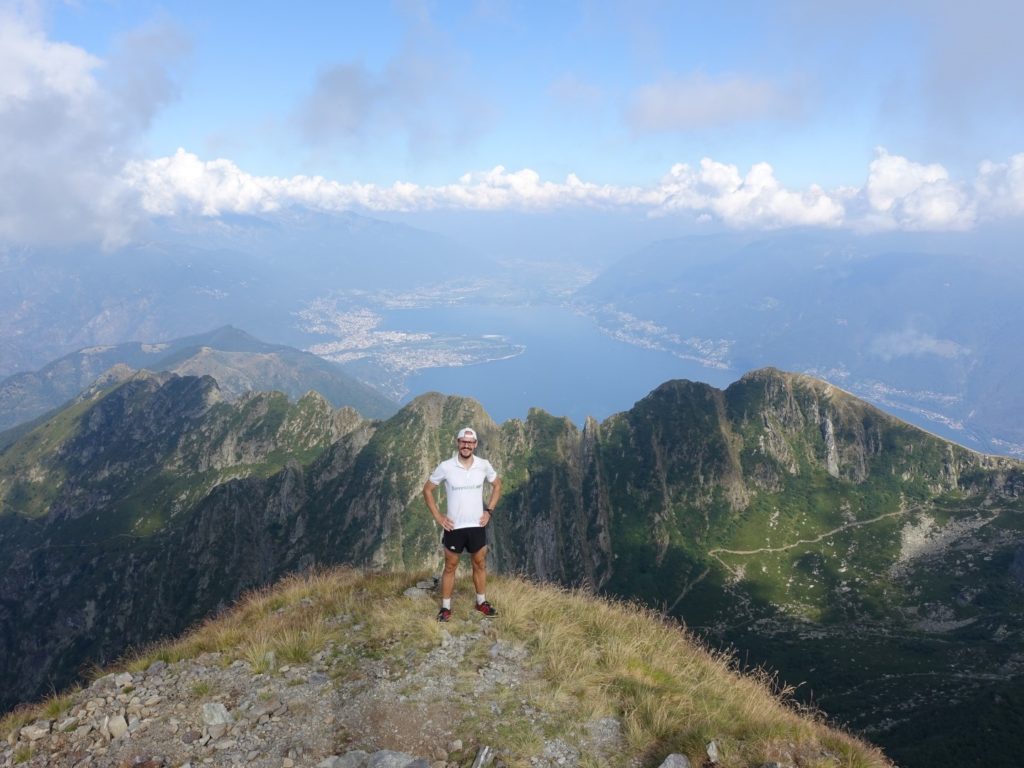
[0,568,889,768]
[0,325,396,435]
[0,211,479,377]
[0,368,1021,766]
[574,229,1024,457]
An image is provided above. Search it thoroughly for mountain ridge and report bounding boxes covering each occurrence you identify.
[573,231,1024,457]
[0,325,397,439]
[0,367,1021,767]
[1,567,890,768]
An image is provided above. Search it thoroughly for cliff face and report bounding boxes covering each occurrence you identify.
[1,369,1022,766]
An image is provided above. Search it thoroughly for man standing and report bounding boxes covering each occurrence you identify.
[423,427,502,622]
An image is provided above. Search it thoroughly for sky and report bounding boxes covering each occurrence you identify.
[3,0,1024,246]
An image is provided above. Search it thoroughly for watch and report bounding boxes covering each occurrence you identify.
[484,506,493,513]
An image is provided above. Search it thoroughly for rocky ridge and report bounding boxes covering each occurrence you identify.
[4,589,569,768]
[1,368,1021,767]
[0,325,396,437]
[2,569,864,768]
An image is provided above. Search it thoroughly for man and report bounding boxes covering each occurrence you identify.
[423,426,502,622]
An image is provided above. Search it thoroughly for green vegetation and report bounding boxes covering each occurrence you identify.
[0,392,99,517]
[42,692,75,720]
[2,367,1022,766]
[12,744,32,764]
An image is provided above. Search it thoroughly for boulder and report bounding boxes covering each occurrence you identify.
[107,715,129,740]
[19,721,51,741]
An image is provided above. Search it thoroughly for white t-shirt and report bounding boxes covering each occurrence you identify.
[429,455,498,530]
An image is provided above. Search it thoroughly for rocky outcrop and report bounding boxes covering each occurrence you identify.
[0,607,542,768]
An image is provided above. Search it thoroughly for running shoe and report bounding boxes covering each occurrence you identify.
[475,601,497,617]
[437,606,452,622]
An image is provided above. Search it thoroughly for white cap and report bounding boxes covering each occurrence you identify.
[456,427,478,441]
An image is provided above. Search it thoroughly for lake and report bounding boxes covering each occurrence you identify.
[389,303,739,425]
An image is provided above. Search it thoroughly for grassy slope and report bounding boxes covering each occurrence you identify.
[2,567,890,768]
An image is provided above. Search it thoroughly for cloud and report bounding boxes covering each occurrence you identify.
[869,328,970,361]
[122,149,644,215]
[975,154,1024,216]
[123,148,845,229]
[121,147,1024,234]
[862,148,975,230]
[294,8,491,162]
[295,63,381,146]
[626,73,800,133]
[0,8,187,247]
[650,159,844,228]
[123,149,282,216]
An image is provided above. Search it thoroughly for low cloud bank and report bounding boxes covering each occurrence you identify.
[122,147,1024,235]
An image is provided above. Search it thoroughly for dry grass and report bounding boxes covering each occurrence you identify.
[0,707,36,747]
[2,566,891,768]
[485,576,890,768]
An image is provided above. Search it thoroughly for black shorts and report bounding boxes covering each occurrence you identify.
[442,526,487,554]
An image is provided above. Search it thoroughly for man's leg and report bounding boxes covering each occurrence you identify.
[441,548,460,600]
[471,545,488,597]
[470,546,497,616]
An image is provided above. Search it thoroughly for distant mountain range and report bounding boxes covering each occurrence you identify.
[0,325,396,439]
[3,213,1021,458]
[575,229,1024,457]
[0,210,479,376]
[0,368,1021,767]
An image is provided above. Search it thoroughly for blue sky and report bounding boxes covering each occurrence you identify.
[3,0,1024,244]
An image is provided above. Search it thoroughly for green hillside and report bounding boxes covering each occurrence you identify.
[0,368,1021,767]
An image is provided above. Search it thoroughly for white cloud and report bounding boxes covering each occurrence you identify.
[650,159,844,228]
[0,13,99,102]
[121,147,1024,234]
[626,73,799,133]
[862,148,975,231]
[124,149,845,228]
[123,150,646,214]
[975,154,1024,216]
[0,8,186,247]
[123,149,281,216]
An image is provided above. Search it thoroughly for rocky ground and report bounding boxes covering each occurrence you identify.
[1,583,676,768]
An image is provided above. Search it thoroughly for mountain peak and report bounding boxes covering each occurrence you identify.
[401,391,495,434]
[1,567,890,768]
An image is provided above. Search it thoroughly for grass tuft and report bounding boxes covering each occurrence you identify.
[0,706,36,747]
[42,691,76,720]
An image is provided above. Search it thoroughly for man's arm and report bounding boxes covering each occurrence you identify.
[480,477,502,526]
[423,480,454,531]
